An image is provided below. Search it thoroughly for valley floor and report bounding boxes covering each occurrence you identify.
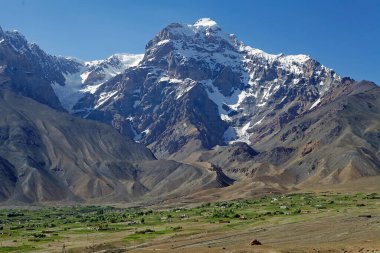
[0,191,379,253]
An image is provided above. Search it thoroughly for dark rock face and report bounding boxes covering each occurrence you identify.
[70,18,342,159]
[0,26,143,113]
[0,156,17,201]
[1,21,344,160]
[213,67,242,96]
[0,27,81,110]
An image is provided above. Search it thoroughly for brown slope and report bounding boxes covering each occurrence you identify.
[0,89,229,204]
[191,81,380,190]
[0,156,17,201]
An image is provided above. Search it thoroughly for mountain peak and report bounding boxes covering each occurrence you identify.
[159,18,224,39]
[193,18,219,29]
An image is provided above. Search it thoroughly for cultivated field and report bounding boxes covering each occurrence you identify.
[0,192,379,253]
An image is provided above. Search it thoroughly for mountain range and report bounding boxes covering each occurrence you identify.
[0,18,379,204]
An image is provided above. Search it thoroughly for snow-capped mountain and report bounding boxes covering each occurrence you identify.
[70,18,342,158]
[51,53,143,112]
[0,26,81,110]
[0,24,231,203]
[0,20,380,201]
[0,25,142,112]
[0,19,348,160]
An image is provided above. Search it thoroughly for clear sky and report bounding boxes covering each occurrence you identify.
[0,0,379,84]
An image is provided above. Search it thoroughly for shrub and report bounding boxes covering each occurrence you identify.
[33,233,46,238]
[293,208,301,214]
[7,212,24,218]
[171,226,182,231]
[135,229,155,234]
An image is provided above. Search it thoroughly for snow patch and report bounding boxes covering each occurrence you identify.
[85,60,102,67]
[51,81,83,112]
[310,98,321,110]
[221,114,232,122]
[159,76,183,84]
[115,53,143,67]
[133,127,151,142]
[193,18,219,29]
[257,102,267,107]
[229,90,256,111]
[204,80,245,118]
[81,83,104,94]
[95,90,118,109]
[280,96,287,103]
[223,120,255,145]
[51,71,86,112]
[51,53,143,111]
[253,116,265,126]
[231,121,253,144]
[82,54,143,85]
[157,39,170,46]
[175,79,196,99]
[176,84,195,99]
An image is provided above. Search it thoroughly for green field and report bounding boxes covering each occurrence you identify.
[0,192,379,253]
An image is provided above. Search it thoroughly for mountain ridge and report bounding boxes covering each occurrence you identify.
[0,89,230,204]
[68,18,344,157]
[0,19,379,203]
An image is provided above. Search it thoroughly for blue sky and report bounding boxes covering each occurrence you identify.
[0,0,379,84]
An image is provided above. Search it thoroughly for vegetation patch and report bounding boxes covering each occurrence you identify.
[0,192,377,252]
